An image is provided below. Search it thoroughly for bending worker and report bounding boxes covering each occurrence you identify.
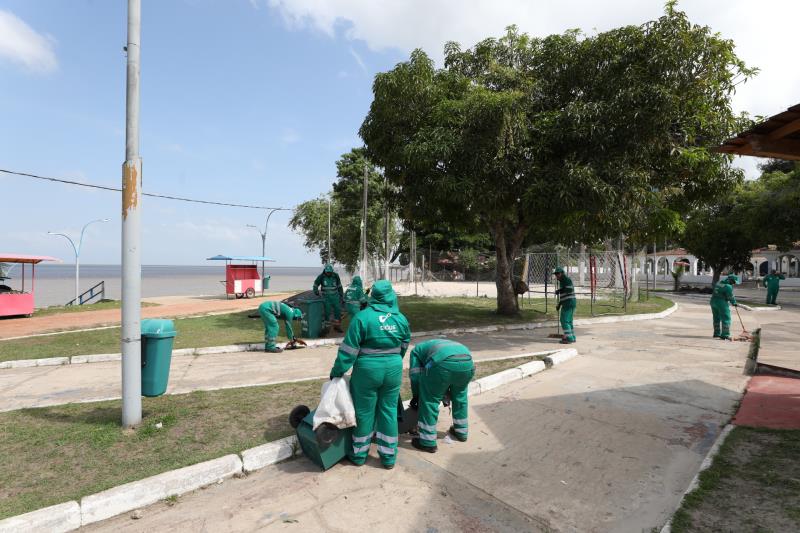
[344,275,368,317]
[763,269,785,305]
[329,280,411,469]
[553,266,576,344]
[258,300,303,353]
[409,339,475,453]
[313,264,344,332]
[710,274,738,340]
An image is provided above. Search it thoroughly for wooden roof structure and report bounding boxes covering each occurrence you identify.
[715,103,800,161]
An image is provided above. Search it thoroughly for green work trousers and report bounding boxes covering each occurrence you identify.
[416,359,474,447]
[345,301,362,318]
[559,305,576,342]
[259,308,280,350]
[767,288,779,305]
[711,301,731,339]
[348,357,403,466]
[322,292,342,322]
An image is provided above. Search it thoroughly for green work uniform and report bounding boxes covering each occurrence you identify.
[330,280,411,467]
[555,274,576,343]
[409,339,475,448]
[313,264,344,324]
[344,276,367,318]
[258,301,295,350]
[763,273,785,305]
[710,279,737,339]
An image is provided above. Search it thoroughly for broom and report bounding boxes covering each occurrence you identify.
[733,305,753,342]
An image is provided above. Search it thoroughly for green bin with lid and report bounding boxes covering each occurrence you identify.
[295,297,326,338]
[141,319,177,397]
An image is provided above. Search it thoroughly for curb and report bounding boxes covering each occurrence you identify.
[659,424,735,533]
[0,302,676,370]
[0,348,577,530]
[738,303,781,312]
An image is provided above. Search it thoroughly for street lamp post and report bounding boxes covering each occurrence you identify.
[48,218,110,305]
[247,208,288,291]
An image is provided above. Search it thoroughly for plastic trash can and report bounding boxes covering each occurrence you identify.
[141,319,177,397]
[262,275,271,290]
[296,297,326,338]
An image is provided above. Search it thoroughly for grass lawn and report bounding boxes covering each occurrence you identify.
[31,300,158,317]
[0,296,672,362]
[0,354,542,520]
[671,427,800,532]
[738,299,775,308]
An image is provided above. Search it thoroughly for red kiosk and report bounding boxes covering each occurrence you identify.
[207,255,275,299]
[0,254,60,318]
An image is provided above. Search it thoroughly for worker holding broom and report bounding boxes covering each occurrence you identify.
[554,266,576,344]
[763,269,785,305]
[258,300,303,353]
[313,264,345,332]
[329,280,411,469]
[408,339,475,453]
[710,274,738,340]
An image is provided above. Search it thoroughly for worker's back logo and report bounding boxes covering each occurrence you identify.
[378,313,397,332]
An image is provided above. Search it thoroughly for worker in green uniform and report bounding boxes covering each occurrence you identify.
[408,339,475,453]
[258,300,303,353]
[553,266,576,344]
[344,275,368,318]
[329,280,411,469]
[763,269,785,305]
[313,264,344,332]
[710,274,738,340]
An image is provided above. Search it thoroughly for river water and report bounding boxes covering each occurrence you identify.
[2,264,340,308]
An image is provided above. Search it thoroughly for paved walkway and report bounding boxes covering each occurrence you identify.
[0,293,293,340]
[82,297,777,532]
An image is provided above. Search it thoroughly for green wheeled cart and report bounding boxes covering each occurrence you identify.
[140,319,177,397]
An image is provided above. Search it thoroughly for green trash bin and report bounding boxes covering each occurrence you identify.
[295,297,326,339]
[141,319,177,397]
[262,275,271,290]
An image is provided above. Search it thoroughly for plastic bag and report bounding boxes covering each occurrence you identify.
[312,376,356,430]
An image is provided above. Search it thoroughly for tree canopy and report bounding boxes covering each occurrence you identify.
[360,3,753,314]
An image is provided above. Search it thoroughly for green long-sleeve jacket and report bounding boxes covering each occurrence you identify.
[763,273,785,290]
[555,275,576,309]
[330,281,411,377]
[258,301,296,339]
[344,276,367,307]
[710,281,736,306]
[409,339,474,397]
[313,268,344,300]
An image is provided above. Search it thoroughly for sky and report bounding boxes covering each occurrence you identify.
[1,0,798,266]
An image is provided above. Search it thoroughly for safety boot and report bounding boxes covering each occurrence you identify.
[411,438,437,453]
[264,346,283,353]
[448,426,467,442]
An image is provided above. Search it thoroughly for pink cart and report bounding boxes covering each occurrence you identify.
[0,254,60,318]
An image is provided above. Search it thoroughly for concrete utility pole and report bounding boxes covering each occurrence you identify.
[121,0,142,428]
[48,218,110,305]
[384,174,390,280]
[360,165,368,280]
[327,198,332,264]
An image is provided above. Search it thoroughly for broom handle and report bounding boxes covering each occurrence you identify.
[734,305,746,330]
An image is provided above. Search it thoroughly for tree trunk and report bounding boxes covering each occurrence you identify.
[711,267,721,286]
[493,224,526,316]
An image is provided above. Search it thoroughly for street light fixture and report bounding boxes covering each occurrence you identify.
[246,208,290,292]
[48,218,110,305]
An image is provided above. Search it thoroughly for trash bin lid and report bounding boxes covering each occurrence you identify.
[141,318,177,338]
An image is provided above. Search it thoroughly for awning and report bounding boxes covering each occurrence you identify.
[206,255,276,262]
[0,254,61,264]
[715,103,800,161]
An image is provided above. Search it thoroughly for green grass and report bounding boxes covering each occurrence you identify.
[671,427,800,533]
[738,299,775,308]
[0,296,672,362]
[0,354,542,520]
[32,300,158,317]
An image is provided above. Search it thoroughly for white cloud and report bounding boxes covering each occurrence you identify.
[267,0,800,178]
[0,9,57,73]
[349,46,367,73]
[280,128,301,144]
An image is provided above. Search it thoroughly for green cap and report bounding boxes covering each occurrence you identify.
[324,264,334,273]
[553,266,565,275]
[725,274,739,285]
[292,307,303,320]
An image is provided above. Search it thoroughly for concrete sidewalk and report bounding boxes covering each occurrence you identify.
[83,297,766,532]
[0,298,758,412]
[0,293,294,340]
